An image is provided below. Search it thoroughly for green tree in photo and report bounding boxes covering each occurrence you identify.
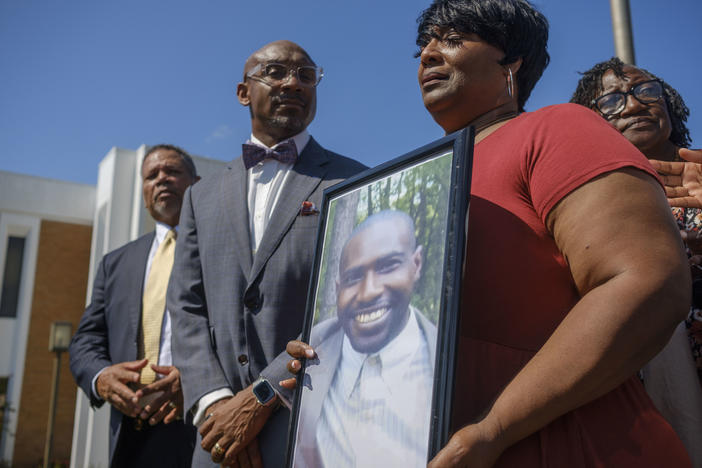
[313,151,453,325]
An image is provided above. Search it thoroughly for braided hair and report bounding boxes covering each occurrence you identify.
[570,57,691,148]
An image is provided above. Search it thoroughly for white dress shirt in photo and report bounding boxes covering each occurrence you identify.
[316,308,434,468]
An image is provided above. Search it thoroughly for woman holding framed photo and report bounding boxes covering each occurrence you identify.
[289,0,691,466]
[415,0,691,466]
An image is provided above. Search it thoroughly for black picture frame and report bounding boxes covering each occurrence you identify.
[285,127,474,467]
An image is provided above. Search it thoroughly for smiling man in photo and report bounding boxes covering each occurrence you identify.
[294,210,437,468]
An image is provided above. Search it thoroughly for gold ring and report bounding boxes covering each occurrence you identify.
[212,442,225,461]
[168,401,177,410]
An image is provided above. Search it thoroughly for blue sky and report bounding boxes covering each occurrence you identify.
[1,0,700,185]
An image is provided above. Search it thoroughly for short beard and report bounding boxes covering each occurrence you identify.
[265,115,305,135]
[149,201,180,226]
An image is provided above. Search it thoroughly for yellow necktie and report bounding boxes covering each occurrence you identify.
[140,229,176,384]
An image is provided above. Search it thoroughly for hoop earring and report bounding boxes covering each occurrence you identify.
[506,68,514,98]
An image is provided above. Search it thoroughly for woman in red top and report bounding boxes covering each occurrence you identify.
[415,0,690,466]
[288,0,692,466]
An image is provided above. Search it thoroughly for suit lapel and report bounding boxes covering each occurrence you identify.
[222,158,254,275]
[128,232,155,351]
[308,325,343,428]
[248,138,328,285]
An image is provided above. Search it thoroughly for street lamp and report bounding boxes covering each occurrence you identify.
[43,321,72,468]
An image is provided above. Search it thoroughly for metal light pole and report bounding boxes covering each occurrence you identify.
[44,321,72,468]
[609,0,636,65]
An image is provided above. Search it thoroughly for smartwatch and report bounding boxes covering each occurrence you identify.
[252,377,276,406]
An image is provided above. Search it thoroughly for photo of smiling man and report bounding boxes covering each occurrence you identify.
[293,210,437,468]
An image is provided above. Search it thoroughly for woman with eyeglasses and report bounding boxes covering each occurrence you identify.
[571,56,702,466]
[571,57,692,168]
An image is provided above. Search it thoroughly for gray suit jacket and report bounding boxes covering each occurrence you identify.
[168,138,366,467]
[293,308,437,467]
[69,233,154,464]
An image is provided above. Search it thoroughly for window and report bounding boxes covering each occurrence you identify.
[0,237,26,318]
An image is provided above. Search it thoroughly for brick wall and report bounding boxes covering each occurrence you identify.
[12,220,91,468]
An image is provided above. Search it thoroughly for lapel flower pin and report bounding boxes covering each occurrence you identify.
[300,200,319,216]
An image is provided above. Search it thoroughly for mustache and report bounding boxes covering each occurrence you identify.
[153,188,176,201]
[272,94,306,106]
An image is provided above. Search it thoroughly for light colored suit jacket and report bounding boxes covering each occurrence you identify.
[168,138,366,467]
[293,308,437,467]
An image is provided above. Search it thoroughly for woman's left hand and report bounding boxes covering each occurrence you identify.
[428,423,504,468]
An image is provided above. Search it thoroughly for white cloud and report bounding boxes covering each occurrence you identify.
[205,124,233,143]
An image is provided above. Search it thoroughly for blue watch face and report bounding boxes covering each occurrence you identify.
[254,380,275,404]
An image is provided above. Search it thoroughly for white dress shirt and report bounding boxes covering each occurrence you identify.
[91,221,178,399]
[191,130,310,424]
[315,308,434,468]
[247,130,310,252]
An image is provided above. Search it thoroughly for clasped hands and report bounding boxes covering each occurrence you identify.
[95,358,184,425]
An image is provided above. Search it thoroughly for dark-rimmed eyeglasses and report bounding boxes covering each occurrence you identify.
[592,79,664,117]
[245,62,324,87]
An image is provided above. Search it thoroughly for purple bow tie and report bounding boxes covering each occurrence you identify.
[242,139,298,169]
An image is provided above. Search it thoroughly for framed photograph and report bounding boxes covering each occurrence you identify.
[285,127,475,468]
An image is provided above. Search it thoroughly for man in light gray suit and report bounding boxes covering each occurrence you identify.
[167,40,366,467]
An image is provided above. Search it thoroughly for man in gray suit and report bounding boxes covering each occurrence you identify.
[167,40,366,467]
[293,210,436,468]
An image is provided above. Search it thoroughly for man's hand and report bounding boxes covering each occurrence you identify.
[221,438,262,468]
[428,422,505,468]
[650,148,702,209]
[135,364,184,425]
[280,340,316,390]
[199,386,274,466]
[95,359,147,418]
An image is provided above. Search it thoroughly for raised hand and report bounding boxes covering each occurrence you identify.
[650,149,702,209]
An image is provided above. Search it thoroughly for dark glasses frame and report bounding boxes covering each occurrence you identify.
[592,79,664,116]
